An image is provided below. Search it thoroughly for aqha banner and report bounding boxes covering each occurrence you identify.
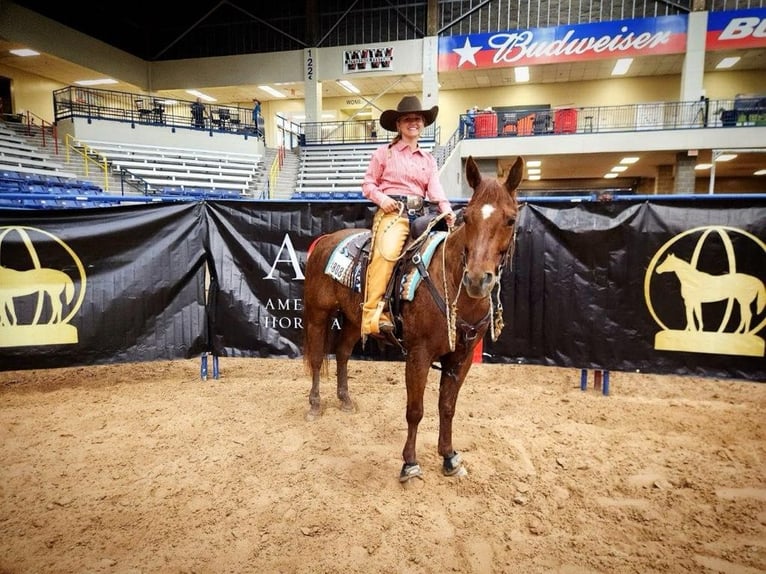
[707,8,766,50]
[438,15,687,71]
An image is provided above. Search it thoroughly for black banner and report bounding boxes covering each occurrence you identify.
[0,198,764,380]
[0,203,207,369]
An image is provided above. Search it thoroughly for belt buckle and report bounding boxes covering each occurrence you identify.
[404,195,424,214]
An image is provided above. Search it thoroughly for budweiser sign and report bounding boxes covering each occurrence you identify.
[707,8,766,50]
[439,15,687,71]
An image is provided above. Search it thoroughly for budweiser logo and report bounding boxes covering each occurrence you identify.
[488,26,673,64]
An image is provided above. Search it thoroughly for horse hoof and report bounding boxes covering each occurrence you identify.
[305,408,321,422]
[399,463,423,483]
[339,400,355,413]
[443,452,467,478]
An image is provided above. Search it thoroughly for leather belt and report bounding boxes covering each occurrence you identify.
[389,194,425,213]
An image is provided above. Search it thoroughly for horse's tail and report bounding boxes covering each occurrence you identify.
[756,281,766,314]
[64,276,75,304]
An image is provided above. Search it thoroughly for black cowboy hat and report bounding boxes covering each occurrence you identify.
[379,95,439,132]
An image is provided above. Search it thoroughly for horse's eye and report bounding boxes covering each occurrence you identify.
[507,216,516,227]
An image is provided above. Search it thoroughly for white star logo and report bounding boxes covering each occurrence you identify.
[453,38,482,67]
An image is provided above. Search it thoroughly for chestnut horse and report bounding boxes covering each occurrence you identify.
[302,155,524,482]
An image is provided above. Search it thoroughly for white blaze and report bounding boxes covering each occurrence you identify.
[481,204,495,220]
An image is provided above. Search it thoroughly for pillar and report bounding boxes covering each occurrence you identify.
[303,47,322,141]
[655,165,675,195]
[681,11,707,102]
[674,152,697,195]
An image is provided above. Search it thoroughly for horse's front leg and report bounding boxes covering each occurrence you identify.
[437,350,475,478]
[400,348,432,482]
[334,319,360,413]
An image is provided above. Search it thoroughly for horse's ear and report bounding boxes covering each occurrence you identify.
[505,156,524,191]
[465,156,482,189]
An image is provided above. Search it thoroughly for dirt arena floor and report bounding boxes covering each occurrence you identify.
[1,357,765,574]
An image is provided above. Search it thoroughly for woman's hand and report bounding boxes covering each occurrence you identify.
[445,211,456,228]
[380,195,400,214]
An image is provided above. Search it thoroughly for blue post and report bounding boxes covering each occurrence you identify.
[200,352,208,381]
[602,370,610,396]
[212,355,219,380]
[580,368,587,391]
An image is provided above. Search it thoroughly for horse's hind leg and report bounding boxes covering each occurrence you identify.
[334,319,360,413]
[304,308,332,422]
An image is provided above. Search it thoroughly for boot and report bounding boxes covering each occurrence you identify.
[362,209,409,340]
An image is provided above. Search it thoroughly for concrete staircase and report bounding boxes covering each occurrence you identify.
[260,147,300,199]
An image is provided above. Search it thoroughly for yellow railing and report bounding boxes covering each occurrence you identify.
[64,134,110,192]
[268,146,285,198]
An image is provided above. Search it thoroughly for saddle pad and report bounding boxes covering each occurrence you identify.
[401,231,448,301]
[324,231,369,292]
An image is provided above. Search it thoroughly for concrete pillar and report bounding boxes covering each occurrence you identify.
[655,164,675,195]
[674,152,697,195]
[681,11,707,102]
[422,36,439,108]
[303,47,322,142]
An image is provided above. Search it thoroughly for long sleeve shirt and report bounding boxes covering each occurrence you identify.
[362,140,451,214]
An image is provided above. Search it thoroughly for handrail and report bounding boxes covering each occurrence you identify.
[268,146,285,199]
[64,134,110,191]
[18,110,59,154]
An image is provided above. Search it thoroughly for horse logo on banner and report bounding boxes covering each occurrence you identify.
[644,226,766,357]
[0,226,86,348]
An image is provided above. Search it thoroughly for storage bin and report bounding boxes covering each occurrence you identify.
[474,112,498,138]
[554,108,578,133]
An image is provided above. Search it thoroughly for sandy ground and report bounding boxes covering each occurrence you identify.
[1,357,765,574]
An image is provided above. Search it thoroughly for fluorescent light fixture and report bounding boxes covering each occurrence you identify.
[715,154,737,162]
[186,89,216,102]
[611,166,628,172]
[74,79,118,86]
[695,163,713,170]
[527,174,541,181]
[604,173,619,179]
[716,57,740,69]
[527,168,541,175]
[337,80,360,94]
[514,66,530,82]
[10,48,40,57]
[527,160,542,167]
[258,85,286,98]
[620,157,639,164]
[611,58,633,76]
[754,169,766,176]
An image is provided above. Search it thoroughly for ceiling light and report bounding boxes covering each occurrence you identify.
[514,67,530,82]
[716,57,740,69]
[611,58,633,76]
[258,85,286,98]
[695,163,713,170]
[74,79,118,86]
[186,89,216,102]
[715,154,737,162]
[604,173,619,179]
[611,166,628,172]
[620,157,639,164]
[755,169,766,176]
[527,168,541,175]
[10,48,40,57]
[527,160,542,167]
[527,174,541,181]
[337,80,360,94]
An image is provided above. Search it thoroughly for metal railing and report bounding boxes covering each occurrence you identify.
[53,86,261,139]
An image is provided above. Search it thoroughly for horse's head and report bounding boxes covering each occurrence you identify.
[459,155,523,299]
[656,253,677,274]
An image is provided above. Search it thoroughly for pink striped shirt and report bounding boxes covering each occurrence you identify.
[362,140,451,214]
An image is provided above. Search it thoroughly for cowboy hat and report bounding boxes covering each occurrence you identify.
[379,95,438,132]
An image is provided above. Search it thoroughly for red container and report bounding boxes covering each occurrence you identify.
[554,108,578,134]
[474,112,498,137]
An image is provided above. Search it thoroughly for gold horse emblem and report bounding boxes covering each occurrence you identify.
[0,265,75,326]
[656,253,766,334]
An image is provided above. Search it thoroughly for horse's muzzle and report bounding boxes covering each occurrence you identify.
[463,271,496,298]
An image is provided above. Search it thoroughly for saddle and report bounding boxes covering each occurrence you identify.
[323,213,451,320]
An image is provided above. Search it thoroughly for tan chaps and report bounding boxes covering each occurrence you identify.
[361,208,410,338]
